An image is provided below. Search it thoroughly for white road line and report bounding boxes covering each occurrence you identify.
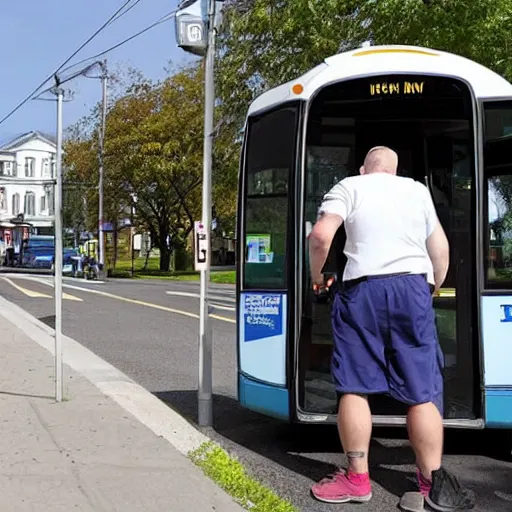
[166,290,235,304]
[166,291,200,299]
[210,303,236,312]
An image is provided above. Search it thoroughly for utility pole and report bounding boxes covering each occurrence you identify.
[54,85,64,402]
[98,60,108,269]
[197,0,216,428]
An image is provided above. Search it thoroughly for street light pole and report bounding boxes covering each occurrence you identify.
[54,85,64,402]
[98,60,108,269]
[197,0,216,427]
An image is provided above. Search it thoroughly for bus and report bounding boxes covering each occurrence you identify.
[236,45,512,430]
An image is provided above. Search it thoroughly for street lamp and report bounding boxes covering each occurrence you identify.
[175,0,223,427]
[32,60,107,402]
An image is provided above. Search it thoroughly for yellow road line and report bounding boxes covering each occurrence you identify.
[61,283,235,323]
[63,292,83,302]
[2,275,233,322]
[1,277,52,298]
[210,314,236,324]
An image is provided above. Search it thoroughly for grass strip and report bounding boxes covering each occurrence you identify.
[189,442,297,512]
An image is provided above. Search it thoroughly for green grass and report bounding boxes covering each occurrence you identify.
[108,258,236,284]
[190,442,297,512]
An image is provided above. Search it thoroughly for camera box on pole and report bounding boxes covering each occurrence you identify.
[175,0,224,56]
[175,0,207,56]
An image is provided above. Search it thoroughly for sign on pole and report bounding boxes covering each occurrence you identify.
[194,221,208,272]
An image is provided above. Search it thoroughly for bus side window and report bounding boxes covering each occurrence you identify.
[483,101,512,289]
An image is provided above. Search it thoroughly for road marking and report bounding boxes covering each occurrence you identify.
[53,283,236,323]
[3,274,234,321]
[166,291,200,299]
[210,314,235,323]
[0,277,52,298]
[63,292,83,302]
[166,290,235,308]
[210,303,236,312]
[0,276,83,301]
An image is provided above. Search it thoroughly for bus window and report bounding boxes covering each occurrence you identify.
[242,105,299,289]
[483,101,512,290]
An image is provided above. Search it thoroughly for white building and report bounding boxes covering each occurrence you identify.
[0,131,56,239]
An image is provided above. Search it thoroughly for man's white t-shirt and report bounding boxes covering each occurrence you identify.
[318,173,438,284]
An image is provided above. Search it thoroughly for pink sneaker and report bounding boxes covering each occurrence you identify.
[311,469,372,504]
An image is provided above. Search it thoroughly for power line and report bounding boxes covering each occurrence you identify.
[108,0,144,27]
[0,0,138,128]
[59,9,178,77]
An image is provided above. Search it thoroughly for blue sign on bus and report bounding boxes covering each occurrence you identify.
[243,293,283,342]
[501,305,512,323]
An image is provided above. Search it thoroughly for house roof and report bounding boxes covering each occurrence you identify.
[0,131,56,151]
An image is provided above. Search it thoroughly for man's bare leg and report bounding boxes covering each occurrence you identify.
[407,402,443,479]
[311,393,373,503]
[338,394,372,474]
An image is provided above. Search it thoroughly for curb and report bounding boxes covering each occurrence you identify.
[0,295,209,457]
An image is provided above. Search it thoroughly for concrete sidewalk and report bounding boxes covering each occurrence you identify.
[0,317,244,512]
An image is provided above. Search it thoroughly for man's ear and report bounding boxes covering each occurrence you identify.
[359,165,365,175]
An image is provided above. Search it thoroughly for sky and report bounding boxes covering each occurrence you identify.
[0,0,195,141]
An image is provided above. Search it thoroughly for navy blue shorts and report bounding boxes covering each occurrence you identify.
[331,273,444,415]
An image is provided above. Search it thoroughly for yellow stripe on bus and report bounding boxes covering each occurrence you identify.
[435,288,456,298]
[354,48,439,57]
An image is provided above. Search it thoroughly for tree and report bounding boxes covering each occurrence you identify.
[104,67,205,271]
[65,63,237,272]
[216,0,512,131]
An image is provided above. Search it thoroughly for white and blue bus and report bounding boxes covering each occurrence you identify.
[236,45,512,430]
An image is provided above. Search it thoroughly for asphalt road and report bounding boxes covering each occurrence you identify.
[0,273,511,512]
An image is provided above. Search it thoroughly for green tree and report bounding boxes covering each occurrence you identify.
[217,0,512,130]
[65,64,238,272]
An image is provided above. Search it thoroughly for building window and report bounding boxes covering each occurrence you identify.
[0,188,5,211]
[42,158,50,177]
[25,157,35,177]
[24,192,35,216]
[51,157,56,178]
[40,195,46,213]
[0,162,12,176]
[12,193,20,215]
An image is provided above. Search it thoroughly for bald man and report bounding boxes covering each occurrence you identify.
[309,147,474,510]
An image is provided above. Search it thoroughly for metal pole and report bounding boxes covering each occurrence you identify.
[198,0,216,427]
[98,60,107,269]
[54,87,64,402]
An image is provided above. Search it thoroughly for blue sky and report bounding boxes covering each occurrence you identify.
[0,0,195,141]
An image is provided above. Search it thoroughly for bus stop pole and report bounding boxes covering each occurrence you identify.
[198,0,216,427]
[54,86,64,402]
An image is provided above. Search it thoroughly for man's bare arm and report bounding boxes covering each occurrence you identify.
[309,213,344,286]
[426,220,450,293]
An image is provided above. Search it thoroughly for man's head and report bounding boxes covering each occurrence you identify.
[360,146,398,175]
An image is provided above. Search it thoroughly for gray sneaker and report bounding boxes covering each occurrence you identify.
[425,467,475,511]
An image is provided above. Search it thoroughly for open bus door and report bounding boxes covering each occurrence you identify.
[298,75,481,426]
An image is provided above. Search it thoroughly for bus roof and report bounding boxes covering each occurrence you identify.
[247,45,512,117]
